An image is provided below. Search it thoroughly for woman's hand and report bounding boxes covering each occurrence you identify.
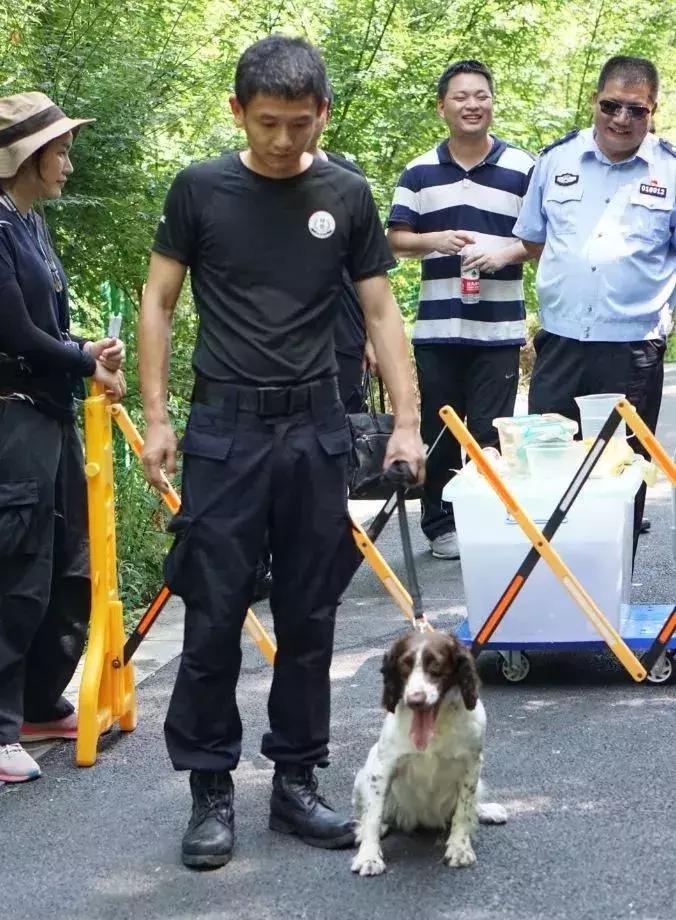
[93,362,126,401]
[85,337,125,371]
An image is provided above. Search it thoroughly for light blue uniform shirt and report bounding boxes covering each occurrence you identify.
[513,127,676,342]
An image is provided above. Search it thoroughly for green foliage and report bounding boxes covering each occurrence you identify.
[2,0,675,609]
[666,332,676,363]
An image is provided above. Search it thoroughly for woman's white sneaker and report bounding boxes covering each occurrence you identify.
[0,743,42,783]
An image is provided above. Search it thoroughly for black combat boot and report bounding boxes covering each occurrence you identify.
[181,770,235,869]
[269,764,355,849]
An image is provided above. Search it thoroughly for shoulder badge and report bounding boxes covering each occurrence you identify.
[540,129,580,157]
[658,138,676,158]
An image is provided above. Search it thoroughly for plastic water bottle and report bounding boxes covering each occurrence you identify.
[460,252,480,305]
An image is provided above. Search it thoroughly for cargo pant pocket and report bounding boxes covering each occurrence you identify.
[316,424,352,457]
[0,479,40,557]
[164,512,194,598]
[180,403,236,462]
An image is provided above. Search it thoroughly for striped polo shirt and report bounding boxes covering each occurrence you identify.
[388,136,534,346]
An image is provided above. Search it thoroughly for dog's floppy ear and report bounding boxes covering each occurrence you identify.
[453,640,480,711]
[380,638,406,713]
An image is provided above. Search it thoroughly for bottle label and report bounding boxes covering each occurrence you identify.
[460,274,480,297]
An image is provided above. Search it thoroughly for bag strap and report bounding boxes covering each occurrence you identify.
[362,370,386,416]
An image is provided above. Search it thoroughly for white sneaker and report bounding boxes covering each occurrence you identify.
[430,531,460,559]
[0,743,42,783]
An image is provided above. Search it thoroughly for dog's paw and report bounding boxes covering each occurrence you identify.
[444,838,476,868]
[477,801,508,825]
[351,848,386,877]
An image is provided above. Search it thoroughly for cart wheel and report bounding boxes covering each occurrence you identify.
[645,651,673,685]
[497,651,531,683]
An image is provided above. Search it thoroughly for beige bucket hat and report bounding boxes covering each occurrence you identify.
[0,92,94,178]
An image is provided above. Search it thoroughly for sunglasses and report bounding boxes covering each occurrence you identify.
[598,99,651,120]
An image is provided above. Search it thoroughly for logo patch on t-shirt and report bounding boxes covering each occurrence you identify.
[554,172,579,186]
[639,180,667,198]
[308,210,336,239]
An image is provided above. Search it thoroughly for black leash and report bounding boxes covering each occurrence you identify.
[384,461,427,629]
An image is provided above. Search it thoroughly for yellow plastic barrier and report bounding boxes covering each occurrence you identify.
[76,383,137,766]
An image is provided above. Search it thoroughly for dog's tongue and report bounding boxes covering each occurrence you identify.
[410,708,437,751]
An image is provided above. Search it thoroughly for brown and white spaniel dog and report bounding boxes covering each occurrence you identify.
[351,631,507,877]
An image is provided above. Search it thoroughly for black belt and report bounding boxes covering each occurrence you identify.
[192,376,339,417]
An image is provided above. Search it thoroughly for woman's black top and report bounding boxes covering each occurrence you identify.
[0,198,96,418]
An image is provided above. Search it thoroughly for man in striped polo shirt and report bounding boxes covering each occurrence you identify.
[388,59,533,559]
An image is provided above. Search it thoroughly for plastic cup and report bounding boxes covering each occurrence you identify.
[574,393,626,440]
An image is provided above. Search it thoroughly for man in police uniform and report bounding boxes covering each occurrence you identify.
[138,36,424,870]
[514,55,675,552]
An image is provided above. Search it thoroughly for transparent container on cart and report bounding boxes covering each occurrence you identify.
[493,414,579,476]
[525,440,587,479]
[443,464,643,644]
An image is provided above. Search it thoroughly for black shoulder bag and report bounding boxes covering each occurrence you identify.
[347,372,423,500]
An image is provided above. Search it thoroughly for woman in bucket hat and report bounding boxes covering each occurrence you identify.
[0,92,126,783]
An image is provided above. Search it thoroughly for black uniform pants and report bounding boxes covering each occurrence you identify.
[163,378,357,772]
[0,400,89,743]
[528,330,666,554]
[415,343,520,540]
[251,355,364,603]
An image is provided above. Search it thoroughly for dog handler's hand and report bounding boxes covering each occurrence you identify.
[384,424,426,485]
[142,420,178,493]
[363,338,379,377]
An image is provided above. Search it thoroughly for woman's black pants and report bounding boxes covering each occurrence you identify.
[0,400,90,743]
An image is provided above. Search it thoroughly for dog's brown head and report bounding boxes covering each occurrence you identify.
[380,632,479,750]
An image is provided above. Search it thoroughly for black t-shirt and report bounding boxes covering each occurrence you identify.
[0,202,95,415]
[324,152,368,359]
[153,152,395,385]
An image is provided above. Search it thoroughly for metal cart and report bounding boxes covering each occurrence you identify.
[439,403,676,686]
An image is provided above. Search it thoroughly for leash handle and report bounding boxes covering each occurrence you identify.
[383,460,416,490]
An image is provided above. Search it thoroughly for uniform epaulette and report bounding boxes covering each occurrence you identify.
[658,138,676,158]
[539,129,580,157]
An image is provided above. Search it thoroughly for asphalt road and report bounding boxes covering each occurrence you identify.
[1,368,675,920]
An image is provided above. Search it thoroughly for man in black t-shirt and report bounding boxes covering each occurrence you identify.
[251,98,374,606]
[138,36,424,870]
